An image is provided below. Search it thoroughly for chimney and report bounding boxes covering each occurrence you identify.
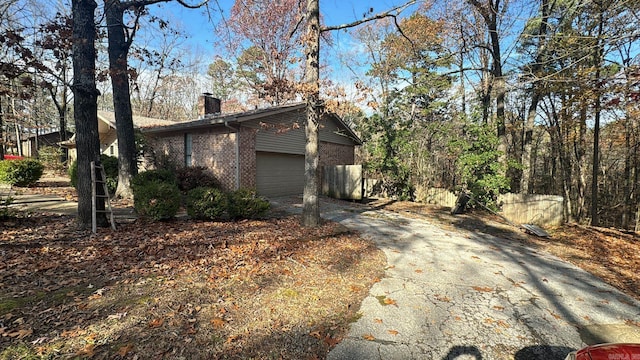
[198,93,221,117]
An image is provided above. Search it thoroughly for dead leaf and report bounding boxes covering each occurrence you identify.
[211,317,226,328]
[374,318,383,324]
[324,335,340,347]
[493,306,505,311]
[362,334,375,341]
[548,310,562,320]
[8,328,33,339]
[226,334,239,344]
[117,344,133,356]
[383,297,397,306]
[387,329,399,335]
[472,286,493,292]
[497,320,510,328]
[414,269,423,273]
[75,344,95,357]
[148,318,164,328]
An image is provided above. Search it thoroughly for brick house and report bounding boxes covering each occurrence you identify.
[142,95,362,197]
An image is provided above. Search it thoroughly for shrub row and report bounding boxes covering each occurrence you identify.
[0,159,44,187]
[186,187,270,221]
[131,168,269,221]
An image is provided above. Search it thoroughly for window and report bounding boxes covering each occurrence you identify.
[184,133,193,166]
[109,145,114,156]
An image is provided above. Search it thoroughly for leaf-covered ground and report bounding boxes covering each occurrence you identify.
[1,208,385,359]
[4,176,640,358]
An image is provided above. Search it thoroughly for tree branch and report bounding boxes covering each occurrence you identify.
[120,0,208,9]
[320,0,416,32]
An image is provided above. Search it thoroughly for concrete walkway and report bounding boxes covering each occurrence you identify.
[0,184,134,219]
[277,198,640,360]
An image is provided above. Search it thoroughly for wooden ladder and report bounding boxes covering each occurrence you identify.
[91,161,116,233]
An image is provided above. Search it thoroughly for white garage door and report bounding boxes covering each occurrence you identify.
[256,152,305,197]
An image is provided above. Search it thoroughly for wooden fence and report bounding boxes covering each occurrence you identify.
[414,185,564,227]
[415,186,458,207]
[321,165,363,200]
[498,193,564,227]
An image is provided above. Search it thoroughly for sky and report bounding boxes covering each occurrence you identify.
[150,0,420,62]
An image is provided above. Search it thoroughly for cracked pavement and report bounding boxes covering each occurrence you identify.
[287,200,640,360]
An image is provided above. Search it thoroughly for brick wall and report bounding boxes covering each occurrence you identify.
[193,129,237,191]
[149,134,184,166]
[238,126,257,189]
[319,141,355,167]
[148,129,239,192]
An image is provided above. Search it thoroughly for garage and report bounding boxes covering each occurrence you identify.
[256,152,305,197]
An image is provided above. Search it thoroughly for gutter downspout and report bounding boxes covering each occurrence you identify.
[225,121,240,190]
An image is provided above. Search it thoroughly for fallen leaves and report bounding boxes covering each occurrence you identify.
[210,317,226,328]
[472,286,494,292]
[117,344,133,357]
[3,327,33,339]
[434,294,451,302]
[375,295,397,306]
[0,212,385,359]
[148,318,164,328]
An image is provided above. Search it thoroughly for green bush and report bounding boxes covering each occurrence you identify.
[0,159,44,187]
[449,121,510,210]
[133,181,181,221]
[227,188,270,220]
[69,154,119,194]
[131,168,177,189]
[101,154,119,180]
[68,159,78,188]
[185,187,228,220]
[176,166,220,192]
[39,146,64,172]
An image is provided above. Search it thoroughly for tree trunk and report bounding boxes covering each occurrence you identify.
[72,0,105,229]
[489,18,507,170]
[590,8,605,227]
[0,98,4,160]
[105,0,138,199]
[302,0,320,227]
[521,0,550,194]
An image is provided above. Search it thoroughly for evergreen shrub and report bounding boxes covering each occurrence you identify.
[185,187,228,220]
[0,159,44,187]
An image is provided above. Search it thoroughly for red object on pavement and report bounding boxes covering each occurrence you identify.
[3,155,23,160]
[571,344,640,360]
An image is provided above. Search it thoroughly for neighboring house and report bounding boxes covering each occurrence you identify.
[62,111,178,162]
[21,130,73,158]
[142,94,362,197]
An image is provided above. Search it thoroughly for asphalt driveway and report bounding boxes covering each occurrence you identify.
[276,197,640,360]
